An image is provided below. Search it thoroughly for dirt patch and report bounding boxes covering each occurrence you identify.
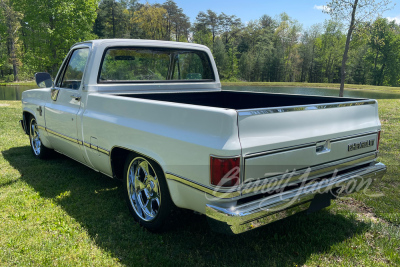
[0,104,10,107]
[336,198,382,223]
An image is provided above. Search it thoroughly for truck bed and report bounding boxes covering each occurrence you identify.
[118,90,362,110]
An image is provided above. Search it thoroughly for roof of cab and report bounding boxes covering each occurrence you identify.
[71,39,210,51]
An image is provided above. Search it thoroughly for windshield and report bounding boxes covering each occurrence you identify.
[98,47,215,83]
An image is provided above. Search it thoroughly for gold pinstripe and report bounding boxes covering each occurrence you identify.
[166,173,241,199]
[38,125,110,156]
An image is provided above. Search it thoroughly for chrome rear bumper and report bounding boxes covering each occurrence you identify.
[206,162,386,234]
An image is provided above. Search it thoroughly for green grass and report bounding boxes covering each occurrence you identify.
[1,99,399,266]
[0,81,36,86]
[222,81,400,94]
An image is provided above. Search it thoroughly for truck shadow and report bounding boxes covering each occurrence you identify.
[4,146,371,266]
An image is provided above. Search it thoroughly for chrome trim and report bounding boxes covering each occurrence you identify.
[70,94,81,101]
[245,142,315,158]
[330,131,379,143]
[238,100,376,116]
[206,162,386,234]
[241,152,376,196]
[244,131,379,159]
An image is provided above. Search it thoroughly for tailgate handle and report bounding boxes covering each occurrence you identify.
[316,140,331,154]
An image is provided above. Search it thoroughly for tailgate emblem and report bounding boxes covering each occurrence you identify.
[348,140,375,151]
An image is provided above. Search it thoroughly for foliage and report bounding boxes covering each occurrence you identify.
[325,0,394,96]
[14,0,98,77]
[0,0,22,81]
[133,3,169,40]
[0,0,400,92]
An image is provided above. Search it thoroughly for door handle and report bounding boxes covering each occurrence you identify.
[71,94,81,101]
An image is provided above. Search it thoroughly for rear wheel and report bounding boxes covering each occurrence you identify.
[123,153,173,231]
[29,117,51,159]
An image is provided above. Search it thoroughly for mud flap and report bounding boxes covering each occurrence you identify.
[307,192,333,214]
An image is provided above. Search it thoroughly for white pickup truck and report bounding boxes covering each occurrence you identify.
[20,39,386,234]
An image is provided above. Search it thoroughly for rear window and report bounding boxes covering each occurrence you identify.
[98,47,215,83]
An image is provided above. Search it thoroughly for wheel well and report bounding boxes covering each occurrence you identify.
[110,147,136,180]
[110,147,166,182]
[22,111,33,135]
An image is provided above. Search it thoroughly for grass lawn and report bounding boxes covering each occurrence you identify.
[0,98,399,266]
[222,81,400,94]
[0,81,36,86]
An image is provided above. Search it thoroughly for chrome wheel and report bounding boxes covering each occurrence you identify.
[30,119,41,156]
[127,157,161,222]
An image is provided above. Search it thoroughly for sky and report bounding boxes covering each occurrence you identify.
[144,0,400,29]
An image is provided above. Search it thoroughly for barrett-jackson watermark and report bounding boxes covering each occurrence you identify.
[205,167,383,211]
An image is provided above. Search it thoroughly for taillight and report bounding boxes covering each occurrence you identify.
[210,156,240,187]
[377,131,381,151]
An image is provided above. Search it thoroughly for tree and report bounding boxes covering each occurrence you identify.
[162,0,190,41]
[16,0,98,76]
[0,0,21,81]
[213,37,227,78]
[274,13,302,82]
[219,13,242,44]
[320,20,345,83]
[195,10,220,47]
[133,3,168,40]
[325,0,393,96]
[367,18,400,86]
[298,24,322,82]
[94,0,130,38]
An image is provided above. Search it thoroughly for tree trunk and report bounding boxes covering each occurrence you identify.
[10,38,18,81]
[339,0,358,97]
[112,0,116,38]
[1,0,19,82]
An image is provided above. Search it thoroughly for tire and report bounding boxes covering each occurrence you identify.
[123,153,174,232]
[28,117,51,159]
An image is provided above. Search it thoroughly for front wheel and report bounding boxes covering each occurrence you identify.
[123,153,173,232]
[29,117,51,159]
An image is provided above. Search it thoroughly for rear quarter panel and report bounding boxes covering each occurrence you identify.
[82,94,241,212]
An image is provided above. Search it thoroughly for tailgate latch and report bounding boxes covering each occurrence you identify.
[316,140,331,154]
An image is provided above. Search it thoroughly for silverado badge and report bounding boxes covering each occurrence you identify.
[348,139,375,151]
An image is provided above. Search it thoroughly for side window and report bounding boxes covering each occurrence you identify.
[57,48,89,90]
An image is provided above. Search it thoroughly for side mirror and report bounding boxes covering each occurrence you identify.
[35,72,53,88]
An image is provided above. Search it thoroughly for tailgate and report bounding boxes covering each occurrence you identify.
[237,100,381,182]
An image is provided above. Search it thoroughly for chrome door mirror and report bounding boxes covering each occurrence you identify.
[35,72,53,88]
